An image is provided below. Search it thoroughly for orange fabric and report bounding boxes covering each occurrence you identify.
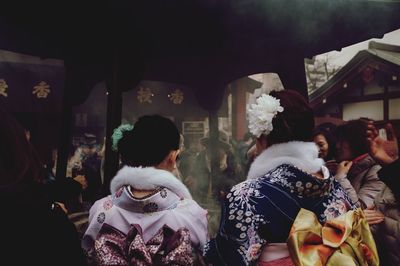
[287,208,379,266]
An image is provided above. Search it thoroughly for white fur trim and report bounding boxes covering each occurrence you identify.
[110,166,192,199]
[247,141,324,179]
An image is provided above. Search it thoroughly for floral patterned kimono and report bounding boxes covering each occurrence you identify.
[204,141,356,265]
[82,166,208,265]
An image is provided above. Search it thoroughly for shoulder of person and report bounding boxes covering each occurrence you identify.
[365,164,383,178]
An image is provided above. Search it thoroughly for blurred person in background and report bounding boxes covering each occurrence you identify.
[366,122,400,266]
[335,119,385,209]
[14,117,87,213]
[193,130,240,204]
[79,133,102,210]
[312,122,338,174]
[0,105,85,265]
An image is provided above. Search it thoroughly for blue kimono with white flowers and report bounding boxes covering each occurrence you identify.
[204,163,356,265]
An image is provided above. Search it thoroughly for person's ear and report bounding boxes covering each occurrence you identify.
[170,149,180,164]
[157,150,175,172]
[256,137,268,154]
[161,150,180,172]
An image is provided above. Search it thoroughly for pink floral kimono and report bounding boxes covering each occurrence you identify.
[82,166,208,265]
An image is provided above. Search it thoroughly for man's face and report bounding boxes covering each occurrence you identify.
[89,146,97,155]
[81,145,90,155]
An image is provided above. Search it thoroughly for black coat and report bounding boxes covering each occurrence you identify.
[1,181,86,266]
[378,159,400,202]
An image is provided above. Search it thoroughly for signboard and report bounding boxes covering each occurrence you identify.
[182,121,205,135]
[0,61,64,113]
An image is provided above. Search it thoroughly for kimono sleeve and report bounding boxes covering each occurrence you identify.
[81,197,105,254]
[204,181,268,265]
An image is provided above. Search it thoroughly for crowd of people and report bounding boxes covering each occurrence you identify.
[1,88,399,265]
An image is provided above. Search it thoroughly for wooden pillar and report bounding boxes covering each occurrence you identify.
[195,83,225,198]
[102,56,123,196]
[231,81,238,140]
[56,68,73,180]
[55,103,72,180]
[231,80,248,141]
[208,110,219,197]
[102,49,143,196]
[236,81,248,141]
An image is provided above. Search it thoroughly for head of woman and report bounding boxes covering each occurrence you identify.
[336,119,370,162]
[312,123,337,161]
[117,115,180,172]
[251,90,315,154]
[0,105,43,188]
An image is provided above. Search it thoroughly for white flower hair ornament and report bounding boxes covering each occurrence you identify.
[247,94,284,138]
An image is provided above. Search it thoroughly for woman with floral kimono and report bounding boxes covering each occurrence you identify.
[204,90,357,265]
[82,115,208,265]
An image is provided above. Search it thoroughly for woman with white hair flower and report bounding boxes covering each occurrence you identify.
[204,90,360,265]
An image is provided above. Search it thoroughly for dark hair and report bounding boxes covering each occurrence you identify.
[336,119,369,157]
[0,105,44,188]
[312,122,338,161]
[118,115,180,167]
[264,90,314,144]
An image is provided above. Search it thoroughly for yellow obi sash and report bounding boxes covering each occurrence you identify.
[287,208,379,266]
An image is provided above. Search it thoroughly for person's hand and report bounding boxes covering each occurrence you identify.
[336,161,353,177]
[54,202,68,214]
[363,205,385,225]
[74,175,88,190]
[367,122,399,166]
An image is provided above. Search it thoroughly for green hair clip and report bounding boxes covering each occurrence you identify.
[111,124,134,151]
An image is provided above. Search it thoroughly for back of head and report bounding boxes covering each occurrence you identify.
[337,119,369,158]
[266,90,314,144]
[0,105,43,188]
[118,115,180,167]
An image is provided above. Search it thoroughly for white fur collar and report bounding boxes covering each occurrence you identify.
[110,166,192,199]
[247,141,324,180]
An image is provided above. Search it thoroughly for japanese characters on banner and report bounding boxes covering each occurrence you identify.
[136,87,185,104]
[0,62,64,113]
[0,79,8,97]
[0,79,52,99]
[137,86,154,103]
[32,81,51,98]
[168,89,184,104]
[0,77,53,105]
